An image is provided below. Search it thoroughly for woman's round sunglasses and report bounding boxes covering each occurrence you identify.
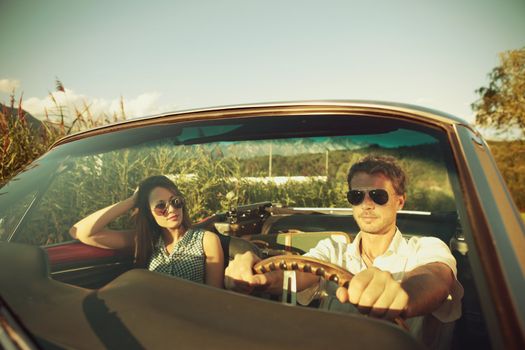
[153,197,185,216]
[347,189,389,206]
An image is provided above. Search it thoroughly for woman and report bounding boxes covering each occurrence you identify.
[69,175,224,288]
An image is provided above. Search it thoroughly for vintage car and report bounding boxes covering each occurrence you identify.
[0,101,523,349]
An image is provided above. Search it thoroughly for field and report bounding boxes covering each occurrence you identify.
[1,97,525,245]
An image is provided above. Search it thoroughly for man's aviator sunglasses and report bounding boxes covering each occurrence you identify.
[153,197,184,215]
[347,189,389,206]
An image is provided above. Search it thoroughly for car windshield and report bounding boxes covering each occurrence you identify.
[0,114,458,246]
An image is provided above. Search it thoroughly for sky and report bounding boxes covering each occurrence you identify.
[1,0,524,137]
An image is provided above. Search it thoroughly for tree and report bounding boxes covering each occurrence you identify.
[472,47,525,137]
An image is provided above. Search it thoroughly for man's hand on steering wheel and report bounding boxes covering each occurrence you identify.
[228,254,409,330]
[225,251,280,293]
[336,266,409,321]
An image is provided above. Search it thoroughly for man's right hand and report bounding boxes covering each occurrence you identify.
[224,251,277,293]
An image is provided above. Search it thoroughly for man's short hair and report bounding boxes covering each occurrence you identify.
[347,155,406,195]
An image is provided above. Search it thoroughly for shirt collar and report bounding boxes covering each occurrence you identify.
[156,235,169,257]
[385,228,407,256]
[348,228,406,259]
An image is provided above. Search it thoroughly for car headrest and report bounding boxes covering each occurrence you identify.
[228,235,262,258]
[0,242,50,280]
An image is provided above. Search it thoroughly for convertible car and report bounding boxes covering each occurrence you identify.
[0,101,523,349]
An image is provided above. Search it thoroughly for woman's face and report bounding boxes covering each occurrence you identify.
[148,186,185,230]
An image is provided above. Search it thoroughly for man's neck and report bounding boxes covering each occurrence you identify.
[359,226,397,259]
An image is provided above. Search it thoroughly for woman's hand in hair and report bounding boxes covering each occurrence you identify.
[69,193,137,250]
[130,187,139,207]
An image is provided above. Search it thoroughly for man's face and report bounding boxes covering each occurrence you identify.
[349,172,405,236]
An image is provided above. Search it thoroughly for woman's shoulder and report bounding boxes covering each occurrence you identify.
[185,227,218,245]
[202,231,223,258]
[201,230,219,240]
[201,230,221,245]
[187,227,208,237]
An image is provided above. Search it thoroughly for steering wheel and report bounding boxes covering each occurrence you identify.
[253,255,354,288]
[253,255,409,331]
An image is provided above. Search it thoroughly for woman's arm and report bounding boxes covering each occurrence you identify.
[69,195,136,250]
[203,232,225,288]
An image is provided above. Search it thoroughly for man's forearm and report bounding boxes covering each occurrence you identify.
[401,262,454,318]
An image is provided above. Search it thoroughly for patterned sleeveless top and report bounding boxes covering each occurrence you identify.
[147,228,206,283]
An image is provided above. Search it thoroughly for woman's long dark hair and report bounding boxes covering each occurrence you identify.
[133,175,192,267]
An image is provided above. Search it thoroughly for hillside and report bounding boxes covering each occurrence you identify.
[0,103,42,130]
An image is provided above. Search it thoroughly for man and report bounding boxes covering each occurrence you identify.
[225,155,463,348]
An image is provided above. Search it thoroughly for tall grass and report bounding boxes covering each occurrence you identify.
[1,88,523,245]
[1,96,57,185]
[9,138,457,245]
[0,89,126,187]
[0,89,459,246]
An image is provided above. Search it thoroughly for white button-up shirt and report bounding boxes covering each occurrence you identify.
[298,229,463,346]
